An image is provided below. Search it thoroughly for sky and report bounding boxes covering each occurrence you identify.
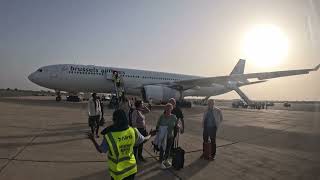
[0,0,319,101]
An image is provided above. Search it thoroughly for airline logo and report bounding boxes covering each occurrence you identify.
[69,66,125,74]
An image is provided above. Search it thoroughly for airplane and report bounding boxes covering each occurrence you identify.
[28,59,319,104]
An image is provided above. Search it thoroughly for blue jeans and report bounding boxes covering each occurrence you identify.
[159,137,174,161]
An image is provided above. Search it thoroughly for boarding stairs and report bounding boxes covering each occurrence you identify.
[233,87,266,109]
[110,75,125,108]
[232,86,252,106]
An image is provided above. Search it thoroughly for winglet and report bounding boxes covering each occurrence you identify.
[314,64,320,71]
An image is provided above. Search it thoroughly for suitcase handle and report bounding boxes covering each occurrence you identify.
[174,131,180,148]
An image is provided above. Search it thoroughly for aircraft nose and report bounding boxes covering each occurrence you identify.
[28,72,35,83]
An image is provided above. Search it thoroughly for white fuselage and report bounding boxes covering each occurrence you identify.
[28,64,231,98]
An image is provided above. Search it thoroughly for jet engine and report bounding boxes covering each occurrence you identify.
[142,85,181,103]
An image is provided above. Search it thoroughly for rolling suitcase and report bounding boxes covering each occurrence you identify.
[202,142,212,160]
[172,132,185,170]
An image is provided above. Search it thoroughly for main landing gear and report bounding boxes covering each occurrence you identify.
[55,91,62,102]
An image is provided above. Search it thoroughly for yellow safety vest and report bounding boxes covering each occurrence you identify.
[112,75,116,81]
[105,127,138,180]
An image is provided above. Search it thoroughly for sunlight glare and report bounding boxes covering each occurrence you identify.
[243,24,289,67]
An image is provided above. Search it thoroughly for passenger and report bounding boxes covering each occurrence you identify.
[169,98,184,135]
[88,109,151,180]
[202,99,223,160]
[88,93,102,138]
[127,98,135,126]
[131,100,150,162]
[119,96,131,120]
[156,103,178,163]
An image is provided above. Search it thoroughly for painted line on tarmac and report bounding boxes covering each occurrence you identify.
[0,133,41,174]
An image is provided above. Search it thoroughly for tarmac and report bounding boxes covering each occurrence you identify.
[0,96,320,180]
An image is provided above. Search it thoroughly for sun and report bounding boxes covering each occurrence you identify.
[243,24,289,68]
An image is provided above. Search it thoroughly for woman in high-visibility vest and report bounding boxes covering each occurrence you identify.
[88,109,151,180]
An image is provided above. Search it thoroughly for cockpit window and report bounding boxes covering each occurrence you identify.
[38,69,43,72]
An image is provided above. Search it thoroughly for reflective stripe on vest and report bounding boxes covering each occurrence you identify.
[109,164,137,176]
[106,132,119,158]
[107,155,131,164]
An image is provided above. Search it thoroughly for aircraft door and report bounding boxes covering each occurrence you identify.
[106,69,113,80]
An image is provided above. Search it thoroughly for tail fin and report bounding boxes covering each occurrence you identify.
[230,59,246,75]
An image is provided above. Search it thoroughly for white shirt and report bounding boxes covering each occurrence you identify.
[88,98,101,116]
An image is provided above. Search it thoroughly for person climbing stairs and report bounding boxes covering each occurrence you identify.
[111,70,125,108]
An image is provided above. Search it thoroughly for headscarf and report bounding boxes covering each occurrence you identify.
[101,109,129,134]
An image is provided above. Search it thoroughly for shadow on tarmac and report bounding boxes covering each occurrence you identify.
[176,158,210,180]
[71,170,109,180]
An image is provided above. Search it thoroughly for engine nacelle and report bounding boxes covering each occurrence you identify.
[143,85,181,103]
[226,80,238,89]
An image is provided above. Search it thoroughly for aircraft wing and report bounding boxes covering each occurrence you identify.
[165,64,320,90]
[239,64,320,80]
